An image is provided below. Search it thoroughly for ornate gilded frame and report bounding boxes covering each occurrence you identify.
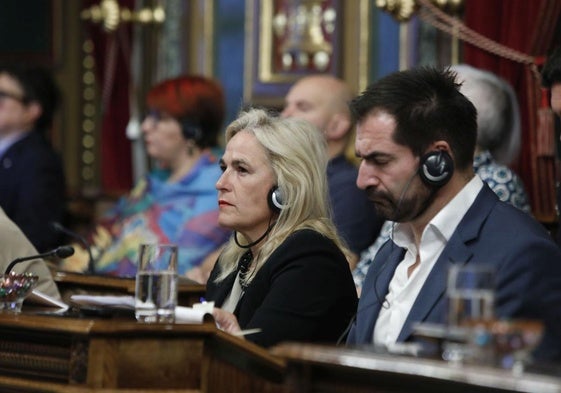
[244,0,371,108]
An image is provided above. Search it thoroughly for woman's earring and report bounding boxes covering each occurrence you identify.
[186,141,195,156]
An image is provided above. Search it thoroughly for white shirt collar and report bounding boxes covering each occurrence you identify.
[0,131,31,158]
[392,175,483,247]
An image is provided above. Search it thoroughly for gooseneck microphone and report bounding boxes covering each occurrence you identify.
[51,222,95,274]
[5,245,75,275]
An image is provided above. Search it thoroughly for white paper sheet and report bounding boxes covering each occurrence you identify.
[69,294,210,323]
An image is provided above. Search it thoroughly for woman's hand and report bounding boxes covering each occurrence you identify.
[212,307,243,337]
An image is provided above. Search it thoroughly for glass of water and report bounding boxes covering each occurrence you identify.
[447,264,495,327]
[135,244,178,323]
[444,264,496,363]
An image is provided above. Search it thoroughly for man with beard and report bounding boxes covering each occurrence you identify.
[345,66,561,362]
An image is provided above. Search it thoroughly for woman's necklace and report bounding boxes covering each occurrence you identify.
[237,250,253,291]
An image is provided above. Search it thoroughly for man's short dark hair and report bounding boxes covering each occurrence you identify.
[349,66,477,170]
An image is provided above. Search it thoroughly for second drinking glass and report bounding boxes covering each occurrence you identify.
[135,244,178,323]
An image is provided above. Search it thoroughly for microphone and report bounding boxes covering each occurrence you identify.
[5,246,75,275]
[51,222,95,274]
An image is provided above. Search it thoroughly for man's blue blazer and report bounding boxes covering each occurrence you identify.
[347,184,561,361]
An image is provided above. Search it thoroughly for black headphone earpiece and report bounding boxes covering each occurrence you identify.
[180,117,203,142]
[267,186,284,213]
[419,150,454,187]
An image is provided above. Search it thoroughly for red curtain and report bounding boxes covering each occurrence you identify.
[84,0,134,195]
[463,0,561,222]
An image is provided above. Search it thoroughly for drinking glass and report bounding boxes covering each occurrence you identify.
[447,264,495,327]
[135,244,178,323]
[443,264,496,363]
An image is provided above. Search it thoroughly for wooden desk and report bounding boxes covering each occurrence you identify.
[53,271,206,306]
[203,330,287,393]
[272,343,561,393]
[0,311,288,393]
[0,312,216,392]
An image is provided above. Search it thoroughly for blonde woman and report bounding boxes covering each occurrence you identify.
[206,108,357,347]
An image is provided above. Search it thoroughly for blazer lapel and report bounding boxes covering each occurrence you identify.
[398,236,472,341]
[398,184,498,341]
[355,243,405,343]
[212,272,237,307]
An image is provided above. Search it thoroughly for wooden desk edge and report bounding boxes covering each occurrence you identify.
[271,343,561,393]
[0,312,218,336]
[53,271,205,293]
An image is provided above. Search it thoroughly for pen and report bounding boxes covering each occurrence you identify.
[232,328,262,337]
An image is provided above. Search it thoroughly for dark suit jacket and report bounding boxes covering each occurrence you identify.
[0,131,66,252]
[206,229,358,348]
[347,184,561,361]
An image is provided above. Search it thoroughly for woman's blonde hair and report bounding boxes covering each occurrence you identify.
[215,108,350,281]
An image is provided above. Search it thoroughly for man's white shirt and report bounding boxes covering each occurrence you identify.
[373,175,484,347]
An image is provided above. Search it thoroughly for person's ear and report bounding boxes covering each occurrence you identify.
[430,140,453,158]
[325,113,351,141]
[24,101,42,123]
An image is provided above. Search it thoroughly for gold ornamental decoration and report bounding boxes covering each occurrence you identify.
[376,0,463,22]
[273,0,337,72]
[81,0,165,32]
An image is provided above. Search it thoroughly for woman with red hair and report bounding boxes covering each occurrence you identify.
[62,75,230,282]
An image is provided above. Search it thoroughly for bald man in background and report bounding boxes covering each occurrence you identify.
[282,75,383,266]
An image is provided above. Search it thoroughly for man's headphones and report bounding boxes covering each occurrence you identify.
[419,150,454,187]
[267,186,284,213]
[180,117,203,142]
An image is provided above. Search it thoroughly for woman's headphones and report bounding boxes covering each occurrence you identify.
[267,186,284,213]
[180,117,203,142]
[419,150,454,187]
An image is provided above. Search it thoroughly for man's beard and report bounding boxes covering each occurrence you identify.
[366,180,435,222]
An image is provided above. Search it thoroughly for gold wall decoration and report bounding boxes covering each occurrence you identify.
[81,0,165,32]
[375,0,463,22]
[272,0,336,72]
[245,0,343,107]
[81,39,98,188]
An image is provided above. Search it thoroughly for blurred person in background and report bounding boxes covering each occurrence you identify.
[61,75,231,282]
[452,64,530,213]
[281,75,384,267]
[0,64,66,252]
[541,46,561,245]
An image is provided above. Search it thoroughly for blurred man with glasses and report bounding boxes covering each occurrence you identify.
[0,64,66,252]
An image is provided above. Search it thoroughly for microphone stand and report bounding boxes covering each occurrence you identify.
[5,246,75,275]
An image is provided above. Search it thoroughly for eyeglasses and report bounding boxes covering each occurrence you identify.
[145,110,175,123]
[0,90,26,103]
[146,109,162,121]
